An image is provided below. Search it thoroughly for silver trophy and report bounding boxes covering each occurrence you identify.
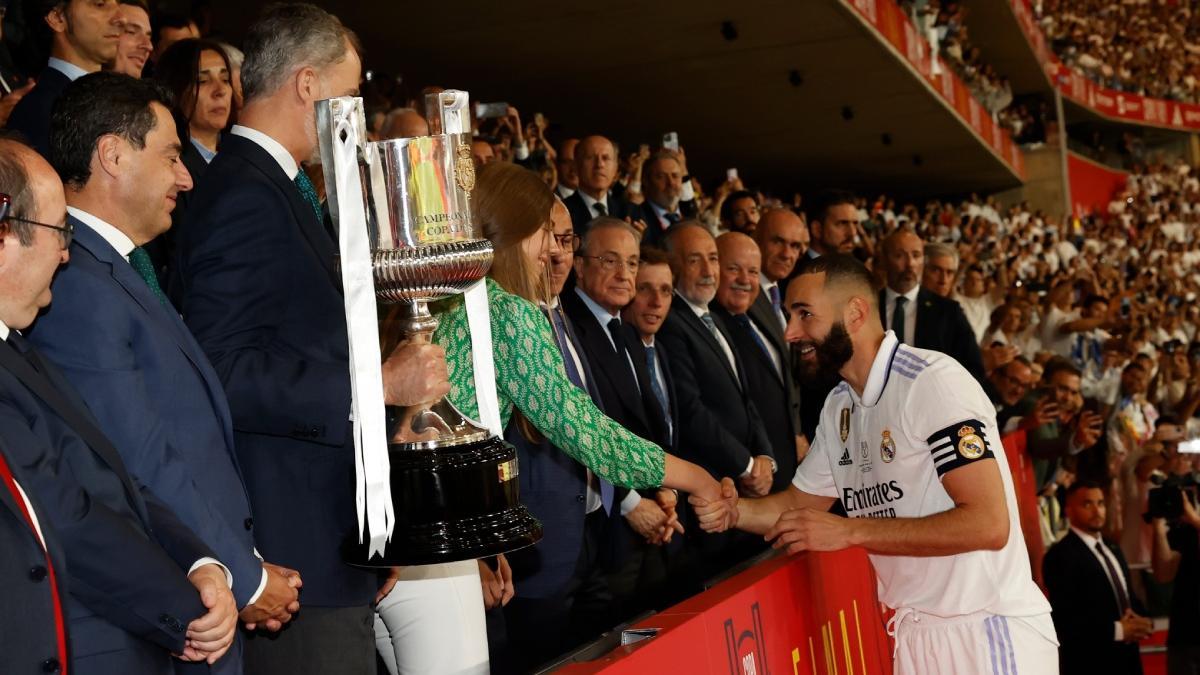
[318,91,542,566]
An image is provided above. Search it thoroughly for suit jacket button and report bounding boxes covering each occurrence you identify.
[29,565,47,582]
[159,613,172,625]
[576,494,585,503]
[244,517,254,530]
[42,658,61,673]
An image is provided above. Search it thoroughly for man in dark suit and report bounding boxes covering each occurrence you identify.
[561,217,677,616]
[710,233,798,493]
[497,201,621,674]
[752,208,807,442]
[0,133,238,673]
[0,443,69,675]
[172,6,448,674]
[562,136,634,234]
[7,0,122,156]
[878,229,985,381]
[657,223,774,573]
[29,73,303,671]
[637,149,697,250]
[1044,480,1151,674]
[622,245,699,603]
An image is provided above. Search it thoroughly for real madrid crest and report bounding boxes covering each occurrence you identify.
[880,429,896,463]
[455,143,476,193]
[957,425,985,459]
[839,408,850,443]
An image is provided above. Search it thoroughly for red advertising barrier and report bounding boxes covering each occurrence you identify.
[1066,151,1129,217]
[1007,0,1200,132]
[556,548,894,675]
[1001,431,1047,589]
[840,0,1026,180]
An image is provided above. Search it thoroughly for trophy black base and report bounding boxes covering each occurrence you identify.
[343,435,543,567]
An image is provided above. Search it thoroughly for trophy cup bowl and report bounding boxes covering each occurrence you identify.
[319,93,542,566]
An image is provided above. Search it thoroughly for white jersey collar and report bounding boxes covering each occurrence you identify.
[857,330,899,408]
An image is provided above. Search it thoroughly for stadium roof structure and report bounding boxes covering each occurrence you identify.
[213,0,1027,199]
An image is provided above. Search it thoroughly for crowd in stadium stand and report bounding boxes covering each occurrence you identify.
[902,0,1049,145]
[0,0,1199,674]
[1036,0,1200,103]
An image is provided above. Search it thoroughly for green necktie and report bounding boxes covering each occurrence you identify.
[128,246,168,306]
[294,170,323,224]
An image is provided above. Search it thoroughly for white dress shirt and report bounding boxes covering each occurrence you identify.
[231,125,299,179]
[1070,525,1131,641]
[46,57,88,82]
[883,286,920,345]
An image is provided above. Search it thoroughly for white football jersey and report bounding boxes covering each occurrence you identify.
[793,331,1051,618]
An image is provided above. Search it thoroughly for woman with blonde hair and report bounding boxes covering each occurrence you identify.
[373,162,732,674]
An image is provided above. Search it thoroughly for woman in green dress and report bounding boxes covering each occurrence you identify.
[373,162,734,675]
[431,162,733,506]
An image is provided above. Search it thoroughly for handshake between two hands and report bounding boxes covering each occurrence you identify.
[177,562,303,665]
[688,477,741,533]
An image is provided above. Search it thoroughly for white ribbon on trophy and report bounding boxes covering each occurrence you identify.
[331,113,394,557]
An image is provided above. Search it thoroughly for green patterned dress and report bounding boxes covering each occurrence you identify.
[432,278,665,489]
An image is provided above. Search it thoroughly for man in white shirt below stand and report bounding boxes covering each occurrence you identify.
[955,263,1005,345]
[30,73,303,674]
[692,254,1058,675]
[7,0,123,156]
[1043,481,1151,675]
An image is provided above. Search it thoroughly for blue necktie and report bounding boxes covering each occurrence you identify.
[735,313,772,362]
[545,307,614,513]
[768,284,786,328]
[645,345,672,444]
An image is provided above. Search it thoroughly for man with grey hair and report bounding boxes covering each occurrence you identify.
[657,222,773,575]
[174,5,452,674]
[921,241,959,299]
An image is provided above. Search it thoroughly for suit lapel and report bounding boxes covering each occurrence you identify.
[914,289,936,349]
[224,135,338,285]
[673,295,739,385]
[749,291,787,354]
[72,222,239,453]
[0,339,147,524]
[563,292,648,429]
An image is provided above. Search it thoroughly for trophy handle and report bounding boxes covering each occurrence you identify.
[386,300,491,449]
